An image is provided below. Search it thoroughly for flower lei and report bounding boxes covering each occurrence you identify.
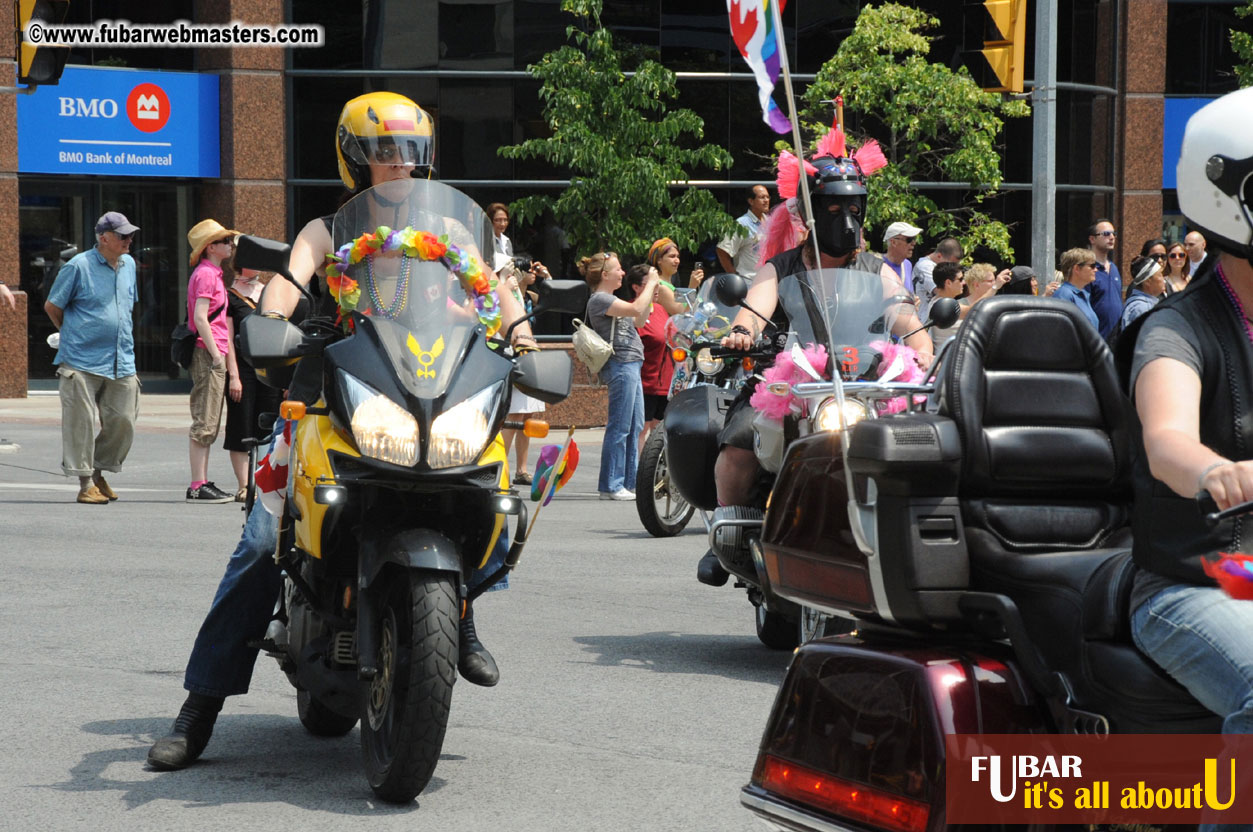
[324,226,501,335]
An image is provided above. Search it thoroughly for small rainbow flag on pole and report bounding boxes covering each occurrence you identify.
[728,0,791,134]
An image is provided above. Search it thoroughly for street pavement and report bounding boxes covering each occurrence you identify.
[0,393,791,832]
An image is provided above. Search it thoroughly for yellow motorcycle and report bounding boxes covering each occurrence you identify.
[239,179,586,802]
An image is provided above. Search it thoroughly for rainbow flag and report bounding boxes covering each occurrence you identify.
[728,0,791,134]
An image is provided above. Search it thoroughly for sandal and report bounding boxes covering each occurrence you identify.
[514,471,532,485]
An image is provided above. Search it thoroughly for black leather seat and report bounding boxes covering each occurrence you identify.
[937,297,1218,732]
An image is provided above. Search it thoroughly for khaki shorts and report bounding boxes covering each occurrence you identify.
[189,347,226,446]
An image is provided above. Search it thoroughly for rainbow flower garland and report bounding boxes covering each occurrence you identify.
[324,225,501,335]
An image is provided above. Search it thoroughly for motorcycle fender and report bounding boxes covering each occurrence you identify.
[360,528,462,590]
[292,407,359,557]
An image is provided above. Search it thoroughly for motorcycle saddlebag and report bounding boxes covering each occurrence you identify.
[663,384,736,511]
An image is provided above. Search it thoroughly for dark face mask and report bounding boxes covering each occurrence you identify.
[812,195,865,258]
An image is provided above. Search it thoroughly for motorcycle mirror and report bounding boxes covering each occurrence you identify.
[713,273,749,308]
[928,297,961,330]
[513,349,573,404]
[234,235,313,305]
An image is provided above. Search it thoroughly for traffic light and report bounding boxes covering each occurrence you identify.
[964,0,1027,94]
[15,0,70,87]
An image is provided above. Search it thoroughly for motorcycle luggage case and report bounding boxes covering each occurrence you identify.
[742,635,1044,832]
[663,384,736,511]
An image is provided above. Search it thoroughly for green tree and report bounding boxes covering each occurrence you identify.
[498,0,736,257]
[800,3,1030,260]
[1234,0,1253,88]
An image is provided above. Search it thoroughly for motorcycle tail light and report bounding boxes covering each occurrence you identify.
[756,754,929,832]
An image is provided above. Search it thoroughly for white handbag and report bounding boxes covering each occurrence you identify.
[571,317,614,374]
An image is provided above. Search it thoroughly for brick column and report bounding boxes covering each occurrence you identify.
[0,1,27,397]
[196,0,287,242]
[1114,0,1168,280]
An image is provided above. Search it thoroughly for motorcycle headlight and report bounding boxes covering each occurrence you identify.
[813,397,869,432]
[427,383,502,469]
[338,372,420,467]
[696,348,721,376]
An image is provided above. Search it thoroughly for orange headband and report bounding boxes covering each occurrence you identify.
[647,238,676,267]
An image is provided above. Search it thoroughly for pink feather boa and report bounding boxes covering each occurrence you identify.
[750,343,830,421]
[868,340,927,414]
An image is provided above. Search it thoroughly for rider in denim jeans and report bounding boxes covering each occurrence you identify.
[1118,88,1253,832]
[580,252,658,500]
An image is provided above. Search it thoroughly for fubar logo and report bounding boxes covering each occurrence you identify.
[126,83,170,132]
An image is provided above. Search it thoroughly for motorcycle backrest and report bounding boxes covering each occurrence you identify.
[513,349,573,404]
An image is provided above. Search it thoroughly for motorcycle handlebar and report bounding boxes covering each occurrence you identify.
[1197,490,1253,526]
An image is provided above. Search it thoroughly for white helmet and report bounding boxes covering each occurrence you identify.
[1176,87,1253,260]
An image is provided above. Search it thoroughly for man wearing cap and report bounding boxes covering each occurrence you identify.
[881,220,922,293]
[184,218,240,504]
[43,212,141,504]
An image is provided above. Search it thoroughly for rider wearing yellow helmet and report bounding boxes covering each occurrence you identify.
[148,91,532,772]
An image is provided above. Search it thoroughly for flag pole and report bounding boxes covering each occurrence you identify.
[768,0,824,275]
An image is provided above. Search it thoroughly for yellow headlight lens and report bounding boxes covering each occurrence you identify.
[351,393,420,466]
[814,398,868,432]
[427,384,501,469]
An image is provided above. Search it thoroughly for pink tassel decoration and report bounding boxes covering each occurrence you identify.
[852,140,888,175]
[868,340,927,414]
[750,343,830,422]
[814,124,847,160]
[776,150,817,200]
[756,200,806,269]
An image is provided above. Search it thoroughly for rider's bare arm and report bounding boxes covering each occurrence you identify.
[723,262,779,349]
[1136,356,1253,509]
[257,217,332,319]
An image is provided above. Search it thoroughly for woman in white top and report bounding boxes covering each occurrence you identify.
[488,202,513,257]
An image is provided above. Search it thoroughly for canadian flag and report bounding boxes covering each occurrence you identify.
[254,420,292,517]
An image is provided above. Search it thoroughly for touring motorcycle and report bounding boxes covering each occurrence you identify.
[238,179,585,803]
[739,289,1223,832]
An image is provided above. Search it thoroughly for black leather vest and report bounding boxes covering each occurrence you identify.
[1118,267,1253,584]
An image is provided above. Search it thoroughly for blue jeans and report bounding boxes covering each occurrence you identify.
[597,358,644,494]
[184,433,510,697]
[1132,583,1253,832]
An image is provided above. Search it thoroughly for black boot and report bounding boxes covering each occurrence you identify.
[458,603,499,687]
[147,693,225,771]
[697,549,730,587]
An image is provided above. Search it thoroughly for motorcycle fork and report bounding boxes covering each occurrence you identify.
[357,584,379,681]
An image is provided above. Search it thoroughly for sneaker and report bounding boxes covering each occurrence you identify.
[186,481,234,503]
[598,488,634,501]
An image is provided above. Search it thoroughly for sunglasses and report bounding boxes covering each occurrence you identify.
[895,236,916,244]
[1150,253,1166,261]
[112,231,134,241]
[1084,262,1098,268]
[371,143,403,164]
[213,238,234,246]
[1097,230,1117,237]
[1169,252,1186,259]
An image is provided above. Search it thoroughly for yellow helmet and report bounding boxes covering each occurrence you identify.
[335,92,434,191]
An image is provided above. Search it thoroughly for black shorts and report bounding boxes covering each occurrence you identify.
[716,382,757,451]
[643,393,668,422]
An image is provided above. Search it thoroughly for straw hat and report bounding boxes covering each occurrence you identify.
[187,218,241,266]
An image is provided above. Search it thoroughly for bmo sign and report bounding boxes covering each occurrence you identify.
[18,66,218,178]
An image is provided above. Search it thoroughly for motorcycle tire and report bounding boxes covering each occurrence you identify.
[297,688,358,737]
[360,569,458,804]
[755,602,800,651]
[636,429,695,538]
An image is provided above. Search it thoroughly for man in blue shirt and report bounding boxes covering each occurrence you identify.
[44,212,141,504]
[1086,218,1123,338]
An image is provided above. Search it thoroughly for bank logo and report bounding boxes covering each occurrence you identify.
[126,83,170,132]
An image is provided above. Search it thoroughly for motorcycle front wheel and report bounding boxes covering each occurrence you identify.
[636,429,695,537]
[361,569,458,803]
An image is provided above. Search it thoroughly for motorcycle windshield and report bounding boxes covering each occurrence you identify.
[777,269,914,381]
[331,179,496,400]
